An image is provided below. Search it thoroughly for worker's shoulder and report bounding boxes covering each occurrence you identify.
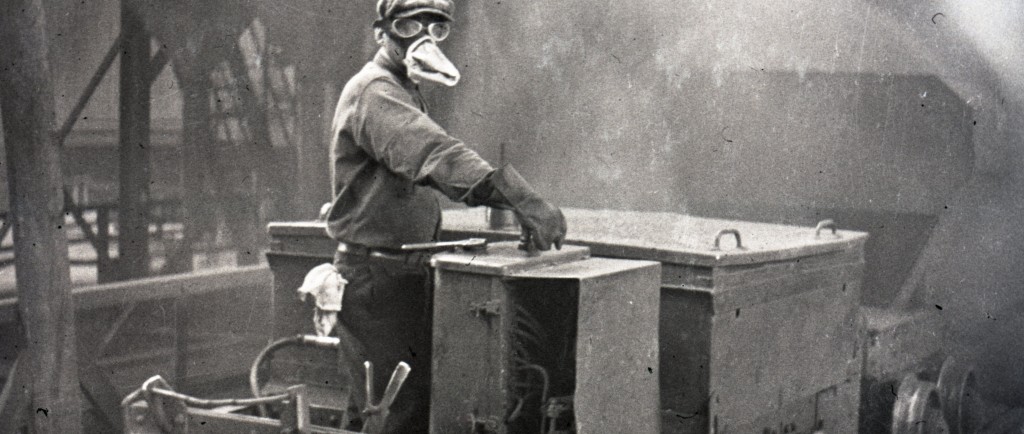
[341,62,405,103]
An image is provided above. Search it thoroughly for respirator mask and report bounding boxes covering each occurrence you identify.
[390,17,460,86]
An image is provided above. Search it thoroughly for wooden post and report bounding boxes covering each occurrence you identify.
[118,2,152,279]
[0,0,83,431]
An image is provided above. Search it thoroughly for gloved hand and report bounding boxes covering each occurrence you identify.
[486,165,567,251]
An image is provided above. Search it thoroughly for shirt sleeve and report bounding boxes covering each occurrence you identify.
[353,78,495,202]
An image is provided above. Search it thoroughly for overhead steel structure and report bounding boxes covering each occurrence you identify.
[0,0,304,430]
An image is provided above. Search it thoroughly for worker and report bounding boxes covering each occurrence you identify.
[324,0,567,431]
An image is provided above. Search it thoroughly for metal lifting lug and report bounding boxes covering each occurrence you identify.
[469,299,502,318]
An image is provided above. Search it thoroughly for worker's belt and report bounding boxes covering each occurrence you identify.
[335,242,431,268]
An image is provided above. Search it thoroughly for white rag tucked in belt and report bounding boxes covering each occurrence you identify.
[296,263,348,337]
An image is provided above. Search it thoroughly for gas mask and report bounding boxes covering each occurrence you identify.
[403,35,460,87]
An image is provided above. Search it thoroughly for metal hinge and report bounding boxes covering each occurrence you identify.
[469,412,501,433]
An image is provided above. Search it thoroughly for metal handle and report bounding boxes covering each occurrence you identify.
[815,219,839,238]
[298,334,341,349]
[363,361,412,434]
[401,238,488,252]
[379,362,411,409]
[713,229,743,250]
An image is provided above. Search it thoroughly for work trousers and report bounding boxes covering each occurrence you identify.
[334,251,433,433]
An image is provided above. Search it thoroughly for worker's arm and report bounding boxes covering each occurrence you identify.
[463,165,567,250]
[353,79,493,202]
[354,79,566,250]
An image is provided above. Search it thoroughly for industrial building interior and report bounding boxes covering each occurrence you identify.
[1,0,1023,432]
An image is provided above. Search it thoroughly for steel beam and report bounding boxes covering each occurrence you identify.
[147,46,170,85]
[174,63,213,275]
[0,0,82,430]
[118,2,153,279]
[56,33,122,146]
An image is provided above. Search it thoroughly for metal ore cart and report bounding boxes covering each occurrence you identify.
[442,208,868,433]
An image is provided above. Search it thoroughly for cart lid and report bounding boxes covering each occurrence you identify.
[267,221,328,237]
[442,208,867,267]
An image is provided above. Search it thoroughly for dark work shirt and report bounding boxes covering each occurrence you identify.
[326,48,494,248]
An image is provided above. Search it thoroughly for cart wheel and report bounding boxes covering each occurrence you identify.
[936,357,983,434]
[892,374,949,434]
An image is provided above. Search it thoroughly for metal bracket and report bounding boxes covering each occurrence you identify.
[279,385,312,434]
[469,299,502,318]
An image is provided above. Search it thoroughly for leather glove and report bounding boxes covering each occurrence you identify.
[485,165,567,251]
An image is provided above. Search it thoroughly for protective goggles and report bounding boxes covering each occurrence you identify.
[390,18,451,41]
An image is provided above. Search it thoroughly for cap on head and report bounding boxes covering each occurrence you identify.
[377,0,454,21]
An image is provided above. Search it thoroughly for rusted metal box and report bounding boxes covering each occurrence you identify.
[442,208,868,433]
[266,222,338,338]
[429,242,661,434]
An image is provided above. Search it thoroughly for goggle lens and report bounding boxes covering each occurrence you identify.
[391,19,450,41]
[428,22,451,40]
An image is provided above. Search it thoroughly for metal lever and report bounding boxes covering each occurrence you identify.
[401,238,488,253]
[362,361,412,434]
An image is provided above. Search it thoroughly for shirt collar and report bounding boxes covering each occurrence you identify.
[374,48,412,84]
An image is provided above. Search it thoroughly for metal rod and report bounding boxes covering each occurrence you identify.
[122,382,290,409]
[150,386,290,407]
[173,298,188,386]
[97,302,137,355]
[56,33,123,146]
